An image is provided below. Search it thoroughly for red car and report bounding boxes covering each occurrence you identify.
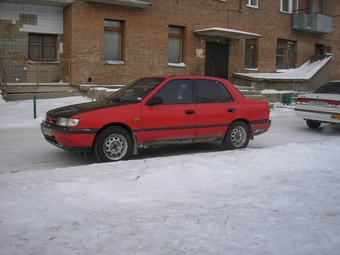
[41,76,271,162]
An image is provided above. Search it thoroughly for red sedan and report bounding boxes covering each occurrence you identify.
[41,76,271,162]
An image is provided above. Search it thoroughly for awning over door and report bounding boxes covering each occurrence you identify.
[193,27,261,39]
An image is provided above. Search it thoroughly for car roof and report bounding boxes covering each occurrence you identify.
[144,75,228,80]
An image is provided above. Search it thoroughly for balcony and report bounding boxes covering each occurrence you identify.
[86,0,152,8]
[292,12,332,34]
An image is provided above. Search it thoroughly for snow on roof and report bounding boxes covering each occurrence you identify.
[234,54,333,80]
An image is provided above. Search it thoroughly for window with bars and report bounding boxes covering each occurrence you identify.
[104,20,123,62]
[29,34,57,60]
[245,39,257,69]
[168,26,184,64]
[276,39,296,69]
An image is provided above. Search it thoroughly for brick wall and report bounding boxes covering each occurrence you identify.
[64,0,340,85]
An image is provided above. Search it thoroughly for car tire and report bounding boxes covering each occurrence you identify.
[306,119,321,129]
[94,126,133,162]
[222,121,250,150]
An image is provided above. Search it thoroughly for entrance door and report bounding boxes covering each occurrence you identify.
[205,42,229,79]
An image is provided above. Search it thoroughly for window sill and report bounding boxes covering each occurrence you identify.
[103,60,125,65]
[28,60,59,65]
[244,68,258,71]
[280,11,292,14]
[168,62,186,68]
[246,4,259,9]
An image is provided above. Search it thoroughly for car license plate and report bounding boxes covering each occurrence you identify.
[42,127,52,136]
[331,114,340,120]
[310,100,327,107]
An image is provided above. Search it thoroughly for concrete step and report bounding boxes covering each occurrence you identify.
[234,85,266,100]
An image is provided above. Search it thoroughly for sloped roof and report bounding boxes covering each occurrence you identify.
[234,55,333,81]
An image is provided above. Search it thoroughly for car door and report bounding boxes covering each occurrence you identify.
[140,79,196,143]
[195,79,238,139]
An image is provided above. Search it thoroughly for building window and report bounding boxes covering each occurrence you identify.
[29,34,57,60]
[311,0,332,15]
[315,44,325,55]
[245,39,257,69]
[280,0,298,13]
[104,20,123,63]
[246,0,258,8]
[276,39,296,69]
[168,26,184,64]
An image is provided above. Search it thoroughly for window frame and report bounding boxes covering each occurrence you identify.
[280,0,299,14]
[28,34,58,61]
[245,39,257,69]
[104,19,124,64]
[317,0,331,15]
[168,26,185,66]
[276,39,296,70]
[246,0,258,8]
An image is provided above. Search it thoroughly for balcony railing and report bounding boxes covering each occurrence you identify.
[86,0,152,8]
[292,11,332,34]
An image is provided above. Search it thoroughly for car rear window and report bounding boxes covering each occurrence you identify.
[313,82,340,95]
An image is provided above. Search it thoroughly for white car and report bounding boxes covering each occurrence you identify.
[295,81,340,129]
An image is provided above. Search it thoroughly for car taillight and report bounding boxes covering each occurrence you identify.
[327,100,340,108]
[296,98,310,105]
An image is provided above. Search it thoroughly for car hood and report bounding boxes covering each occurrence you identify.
[47,100,124,118]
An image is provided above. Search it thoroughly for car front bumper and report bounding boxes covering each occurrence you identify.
[41,121,97,152]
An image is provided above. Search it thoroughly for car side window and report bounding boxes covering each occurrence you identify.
[196,80,233,103]
[154,79,192,104]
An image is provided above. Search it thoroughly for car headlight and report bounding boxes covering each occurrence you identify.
[57,117,80,127]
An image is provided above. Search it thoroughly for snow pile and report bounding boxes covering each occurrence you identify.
[235,55,332,80]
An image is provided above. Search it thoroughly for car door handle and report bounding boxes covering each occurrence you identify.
[185,110,195,115]
[228,108,236,113]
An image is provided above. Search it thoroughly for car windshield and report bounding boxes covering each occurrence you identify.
[107,78,165,103]
[313,82,340,95]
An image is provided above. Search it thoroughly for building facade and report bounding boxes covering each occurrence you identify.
[1,0,339,88]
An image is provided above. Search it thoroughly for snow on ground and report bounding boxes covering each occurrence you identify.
[0,96,340,255]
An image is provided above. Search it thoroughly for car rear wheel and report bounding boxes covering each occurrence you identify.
[222,121,250,150]
[306,119,321,129]
[94,126,133,162]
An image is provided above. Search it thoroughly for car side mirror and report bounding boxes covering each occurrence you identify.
[146,96,163,106]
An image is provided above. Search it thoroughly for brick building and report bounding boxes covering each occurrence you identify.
[1,0,339,91]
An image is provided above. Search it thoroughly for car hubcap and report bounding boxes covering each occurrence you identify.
[230,126,247,147]
[103,134,128,160]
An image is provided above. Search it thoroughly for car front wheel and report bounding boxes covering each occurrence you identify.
[94,126,133,162]
[306,119,321,129]
[222,121,250,150]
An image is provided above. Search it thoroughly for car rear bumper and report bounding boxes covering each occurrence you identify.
[250,119,271,136]
[295,108,340,123]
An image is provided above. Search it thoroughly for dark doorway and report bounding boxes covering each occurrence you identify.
[205,42,229,79]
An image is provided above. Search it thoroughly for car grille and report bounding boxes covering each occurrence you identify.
[45,116,58,125]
